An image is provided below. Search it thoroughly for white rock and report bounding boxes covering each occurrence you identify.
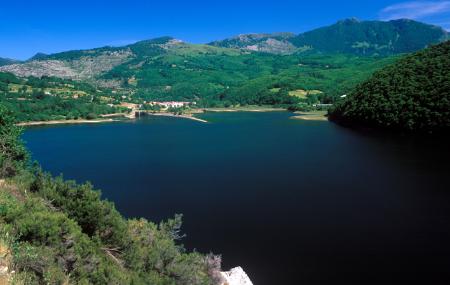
[221,267,253,285]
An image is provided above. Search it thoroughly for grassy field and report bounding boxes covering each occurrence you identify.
[288,89,323,99]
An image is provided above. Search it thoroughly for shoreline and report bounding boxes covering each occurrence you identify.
[291,111,329,121]
[202,107,285,113]
[17,112,209,127]
[17,118,119,127]
[144,112,208,123]
[17,108,328,127]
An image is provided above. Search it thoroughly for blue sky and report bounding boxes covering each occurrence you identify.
[1,0,450,60]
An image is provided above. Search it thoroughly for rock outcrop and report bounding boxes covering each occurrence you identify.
[221,267,253,285]
[0,50,133,82]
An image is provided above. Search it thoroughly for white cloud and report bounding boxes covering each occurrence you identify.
[380,1,450,20]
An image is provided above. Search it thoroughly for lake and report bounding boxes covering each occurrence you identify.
[23,112,450,285]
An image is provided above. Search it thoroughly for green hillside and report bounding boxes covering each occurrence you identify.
[329,41,450,132]
[100,39,397,106]
[0,72,123,122]
[290,19,448,56]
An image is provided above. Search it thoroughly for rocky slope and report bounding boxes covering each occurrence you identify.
[0,49,133,86]
[209,32,297,54]
[0,38,191,88]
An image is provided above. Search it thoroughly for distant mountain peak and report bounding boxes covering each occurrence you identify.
[0,57,21,67]
[29,52,49,61]
[289,18,449,55]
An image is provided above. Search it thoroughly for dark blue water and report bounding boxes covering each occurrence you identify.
[23,112,450,285]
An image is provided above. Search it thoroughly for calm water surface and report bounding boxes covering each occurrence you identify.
[23,112,450,285]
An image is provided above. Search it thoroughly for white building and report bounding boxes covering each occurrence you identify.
[149,101,195,109]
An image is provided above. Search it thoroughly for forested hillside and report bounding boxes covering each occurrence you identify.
[0,72,123,122]
[290,19,448,56]
[329,41,450,132]
[102,40,397,106]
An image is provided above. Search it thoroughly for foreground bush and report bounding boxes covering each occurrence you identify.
[0,105,222,284]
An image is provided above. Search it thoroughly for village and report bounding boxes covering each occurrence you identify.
[116,100,196,113]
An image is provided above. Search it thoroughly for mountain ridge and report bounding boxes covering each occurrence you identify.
[0,57,21,67]
[0,19,446,107]
[2,18,447,63]
[290,18,449,55]
[1,18,447,83]
[210,18,449,55]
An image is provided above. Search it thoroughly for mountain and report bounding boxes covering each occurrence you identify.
[1,19,446,85]
[290,18,449,56]
[0,45,135,87]
[208,19,448,56]
[5,18,446,108]
[0,37,197,87]
[0,35,397,107]
[329,40,450,132]
[209,32,298,54]
[28,52,49,61]
[0,57,20,66]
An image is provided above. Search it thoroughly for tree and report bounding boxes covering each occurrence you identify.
[0,104,28,177]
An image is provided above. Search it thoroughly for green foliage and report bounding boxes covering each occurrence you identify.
[41,46,124,61]
[102,43,396,107]
[0,73,118,122]
[329,41,450,132]
[0,105,28,177]
[0,163,219,284]
[0,101,219,284]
